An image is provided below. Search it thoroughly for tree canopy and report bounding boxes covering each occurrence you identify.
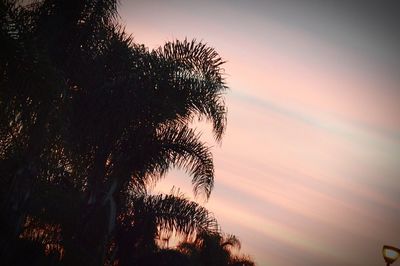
[0,0,255,265]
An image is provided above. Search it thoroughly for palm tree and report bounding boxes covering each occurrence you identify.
[63,35,227,264]
[55,6,227,264]
[112,189,218,265]
[1,0,231,265]
[178,231,255,266]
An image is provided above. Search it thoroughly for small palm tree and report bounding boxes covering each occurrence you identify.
[179,231,255,266]
[113,189,218,265]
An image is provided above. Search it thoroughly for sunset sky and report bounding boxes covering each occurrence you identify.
[119,1,400,265]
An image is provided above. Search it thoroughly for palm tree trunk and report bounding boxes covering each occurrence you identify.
[71,148,112,266]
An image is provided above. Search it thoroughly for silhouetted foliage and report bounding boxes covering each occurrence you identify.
[179,231,255,266]
[0,0,255,265]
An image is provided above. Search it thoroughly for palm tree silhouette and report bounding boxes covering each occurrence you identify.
[179,231,255,266]
[1,1,235,265]
[114,189,218,265]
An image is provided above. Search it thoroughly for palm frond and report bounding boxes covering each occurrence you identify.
[154,39,228,141]
[135,192,218,239]
[134,123,215,198]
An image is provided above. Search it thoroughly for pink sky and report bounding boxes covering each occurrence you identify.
[119,1,400,265]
